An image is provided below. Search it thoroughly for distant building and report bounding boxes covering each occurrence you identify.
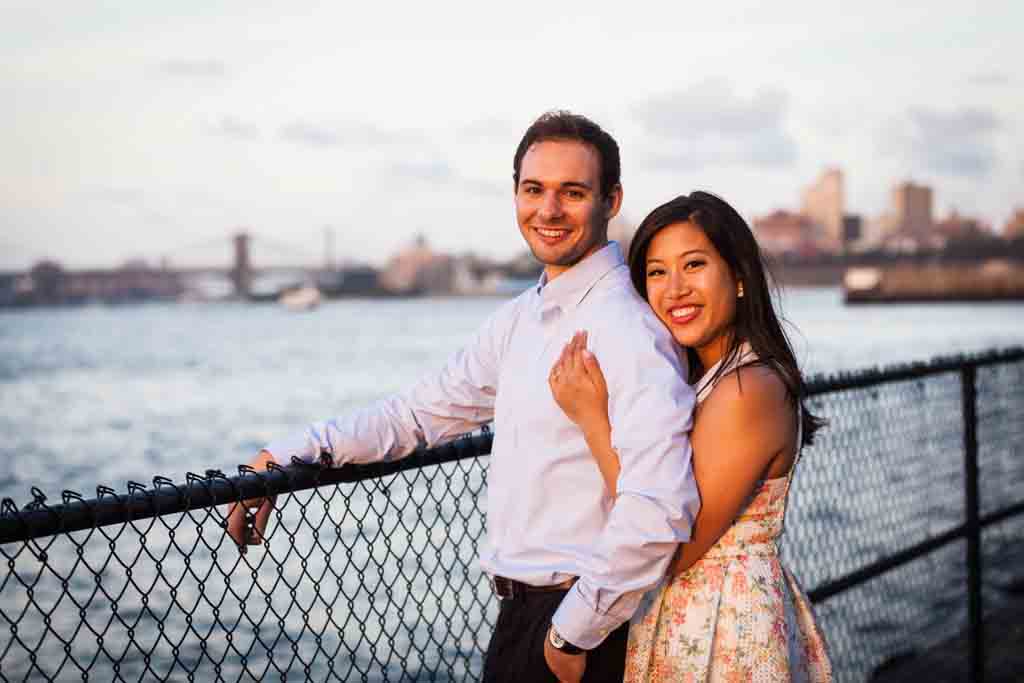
[863,181,939,253]
[7,260,183,306]
[65,261,183,303]
[1004,208,1024,239]
[0,273,16,306]
[934,209,991,244]
[801,168,845,252]
[315,264,381,297]
[752,210,820,257]
[28,261,66,305]
[380,235,455,294]
[856,213,896,250]
[843,215,863,244]
[891,181,934,241]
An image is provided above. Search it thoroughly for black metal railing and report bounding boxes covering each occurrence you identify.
[1,349,1022,682]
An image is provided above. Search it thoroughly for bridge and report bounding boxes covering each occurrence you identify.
[0,228,350,305]
[159,229,334,299]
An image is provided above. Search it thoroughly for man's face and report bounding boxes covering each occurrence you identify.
[515,139,622,280]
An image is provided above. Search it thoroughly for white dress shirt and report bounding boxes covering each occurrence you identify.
[264,242,699,649]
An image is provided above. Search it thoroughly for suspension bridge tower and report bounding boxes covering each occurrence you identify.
[231,232,252,299]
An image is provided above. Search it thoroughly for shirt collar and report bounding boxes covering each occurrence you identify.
[534,241,625,315]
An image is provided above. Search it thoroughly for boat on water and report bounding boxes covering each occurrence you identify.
[279,285,321,311]
[843,260,1024,303]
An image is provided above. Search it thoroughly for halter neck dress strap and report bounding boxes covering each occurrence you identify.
[693,343,759,405]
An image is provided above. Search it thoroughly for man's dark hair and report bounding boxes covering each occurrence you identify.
[512,111,621,198]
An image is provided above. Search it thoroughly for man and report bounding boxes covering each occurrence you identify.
[227,111,699,682]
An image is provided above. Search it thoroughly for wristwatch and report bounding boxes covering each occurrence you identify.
[548,626,585,655]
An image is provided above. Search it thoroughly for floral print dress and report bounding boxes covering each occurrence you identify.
[624,349,832,682]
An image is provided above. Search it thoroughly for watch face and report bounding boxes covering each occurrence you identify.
[550,629,566,648]
[549,627,583,654]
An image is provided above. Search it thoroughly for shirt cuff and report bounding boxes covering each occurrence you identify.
[263,430,318,466]
[550,582,637,651]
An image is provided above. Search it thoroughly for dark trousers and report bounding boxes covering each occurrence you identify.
[481,590,629,683]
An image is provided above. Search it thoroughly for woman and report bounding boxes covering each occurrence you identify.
[548,191,832,681]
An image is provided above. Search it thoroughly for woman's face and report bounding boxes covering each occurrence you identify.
[644,220,740,369]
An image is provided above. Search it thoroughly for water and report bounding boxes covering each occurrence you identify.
[1,289,1020,498]
[0,290,1022,681]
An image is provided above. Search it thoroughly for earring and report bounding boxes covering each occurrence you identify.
[737,283,745,298]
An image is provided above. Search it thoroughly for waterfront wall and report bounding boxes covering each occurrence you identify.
[844,261,1024,302]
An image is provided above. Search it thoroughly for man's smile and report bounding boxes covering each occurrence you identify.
[533,226,572,244]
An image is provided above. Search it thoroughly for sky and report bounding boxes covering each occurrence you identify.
[1,1,1021,270]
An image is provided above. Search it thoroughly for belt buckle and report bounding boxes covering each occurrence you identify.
[491,576,517,601]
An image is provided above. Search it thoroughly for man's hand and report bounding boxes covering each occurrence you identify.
[543,629,586,683]
[225,449,277,554]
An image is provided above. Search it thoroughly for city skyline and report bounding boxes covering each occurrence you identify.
[2,1,1022,270]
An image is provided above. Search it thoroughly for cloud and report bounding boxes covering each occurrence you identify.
[279,122,342,147]
[390,160,455,183]
[84,187,174,227]
[206,116,260,140]
[278,121,423,149]
[89,187,146,206]
[462,178,507,197]
[633,79,797,169]
[156,59,227,78]
[459,118,524,143]
[966,71,1010,86]
[882,107,1002,178]
[386,159,506,197]
[909,108,1000,137]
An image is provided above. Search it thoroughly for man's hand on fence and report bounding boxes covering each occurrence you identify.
[225,449,277,554]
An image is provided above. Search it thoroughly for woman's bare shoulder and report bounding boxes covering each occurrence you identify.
[699,363,792,426]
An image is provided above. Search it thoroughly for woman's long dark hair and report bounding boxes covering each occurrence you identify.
[627,191,825,445]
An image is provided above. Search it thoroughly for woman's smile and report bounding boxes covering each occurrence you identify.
[666,304,700,325]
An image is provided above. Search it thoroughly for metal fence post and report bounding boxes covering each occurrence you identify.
[962,363,983,682]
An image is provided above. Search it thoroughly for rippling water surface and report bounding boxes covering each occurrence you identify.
[1,289,1020,498]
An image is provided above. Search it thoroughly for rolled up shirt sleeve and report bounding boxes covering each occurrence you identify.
[264,302,513,466]
[551,311,699,650]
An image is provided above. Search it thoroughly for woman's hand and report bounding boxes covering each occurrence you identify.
[549,331,609,435]
[549,331,621,497]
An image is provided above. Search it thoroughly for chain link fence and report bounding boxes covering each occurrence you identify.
[2,349,1022,682]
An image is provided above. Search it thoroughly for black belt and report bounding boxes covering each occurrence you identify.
[490,575,577,601]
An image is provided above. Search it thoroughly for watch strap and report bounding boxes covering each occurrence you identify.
[549,626,585,655]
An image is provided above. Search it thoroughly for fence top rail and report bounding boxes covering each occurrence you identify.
[805,346,1023,395]
[0,431,494,545]
[2,347,1021,546]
